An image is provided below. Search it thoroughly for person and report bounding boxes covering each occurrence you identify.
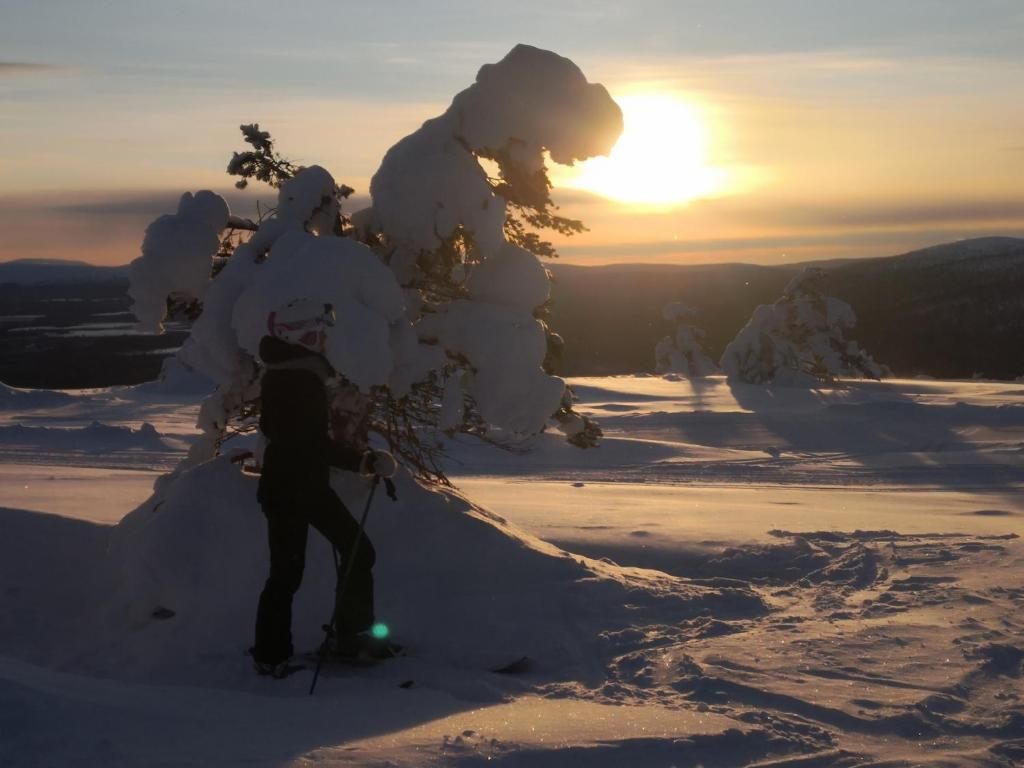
[251,298,397,677]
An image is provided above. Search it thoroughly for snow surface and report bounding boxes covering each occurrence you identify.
[1,374,1023,766]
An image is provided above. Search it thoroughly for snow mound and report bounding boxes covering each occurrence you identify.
[11,458,764,688]
[0,381,74,410]
[131,356,216,397]
[0,421,172,453]
[968,643,1024,676]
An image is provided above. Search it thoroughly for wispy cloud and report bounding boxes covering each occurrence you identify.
[40,189,372,220]
[558,226,1024,264]
[0,188,374,266]
[0,61,63,76]
[553,190,1024,231]
[751,198,1024,230]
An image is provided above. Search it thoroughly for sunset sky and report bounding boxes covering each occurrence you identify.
[1,0,1022,266]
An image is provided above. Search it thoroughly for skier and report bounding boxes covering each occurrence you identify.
[251,298,397,678]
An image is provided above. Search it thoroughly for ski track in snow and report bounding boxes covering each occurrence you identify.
[1,375,1023,767]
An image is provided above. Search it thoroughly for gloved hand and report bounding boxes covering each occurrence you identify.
[360,449,397,478]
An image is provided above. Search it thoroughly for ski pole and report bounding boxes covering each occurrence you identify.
[309,474,381,696]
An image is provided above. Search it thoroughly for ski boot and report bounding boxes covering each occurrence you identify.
[332,631,404,662]
[254,660,294,678]
[250,647,304,679]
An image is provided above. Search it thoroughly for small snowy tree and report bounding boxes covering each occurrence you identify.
[719,268,887,386]
[654,302,717,377]
[129,45,622,480]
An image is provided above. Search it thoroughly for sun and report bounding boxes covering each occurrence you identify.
[557,93,727,207]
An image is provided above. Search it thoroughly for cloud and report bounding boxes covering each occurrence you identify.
[550,187,1024,231]
[43,192,193,218]
[0,61,63,76]
[0,188,375,267]
[2,190,242,222]
[2,185,1022,269]
[772,199,1024,229]
[557,225,1024,265]
[42,189,373,221]
[549,187,611,206]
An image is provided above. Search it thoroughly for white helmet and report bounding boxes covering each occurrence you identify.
[267,298,335,351]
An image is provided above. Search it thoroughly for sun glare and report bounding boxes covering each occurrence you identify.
[559,93,727,207]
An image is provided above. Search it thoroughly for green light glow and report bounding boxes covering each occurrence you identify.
[371,622,390,640]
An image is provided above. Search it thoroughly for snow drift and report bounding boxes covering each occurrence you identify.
[0,421,171,453]
[0,380,74,410]
[2,456,765,689]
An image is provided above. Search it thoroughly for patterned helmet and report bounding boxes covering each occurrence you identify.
[267,298,335,351]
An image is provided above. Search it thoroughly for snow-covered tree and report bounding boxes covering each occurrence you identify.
[719,268,887,386]
[128,45,622,480]
[654,302,717,377]
[128,191,231,331]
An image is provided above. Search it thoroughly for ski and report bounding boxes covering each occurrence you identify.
[302,649,406,668]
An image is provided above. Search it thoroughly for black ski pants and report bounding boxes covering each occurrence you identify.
[253,487,376,665]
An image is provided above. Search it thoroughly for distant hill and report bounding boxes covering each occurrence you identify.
[0,275,173,389]
[826,237,1024,379]
[548,261,794,375]
[0,259,129,285]
[548,237,1024,379]
[2,238,1023,387]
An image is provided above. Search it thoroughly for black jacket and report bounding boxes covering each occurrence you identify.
[257,335,363,505]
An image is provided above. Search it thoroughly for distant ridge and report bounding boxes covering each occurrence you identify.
[0,259,129,285]
[858,236,1024,271]
[892,235,1024,259]
[3,236,1021,283]
[549,236,1024,379]
[2,236,1023,383]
